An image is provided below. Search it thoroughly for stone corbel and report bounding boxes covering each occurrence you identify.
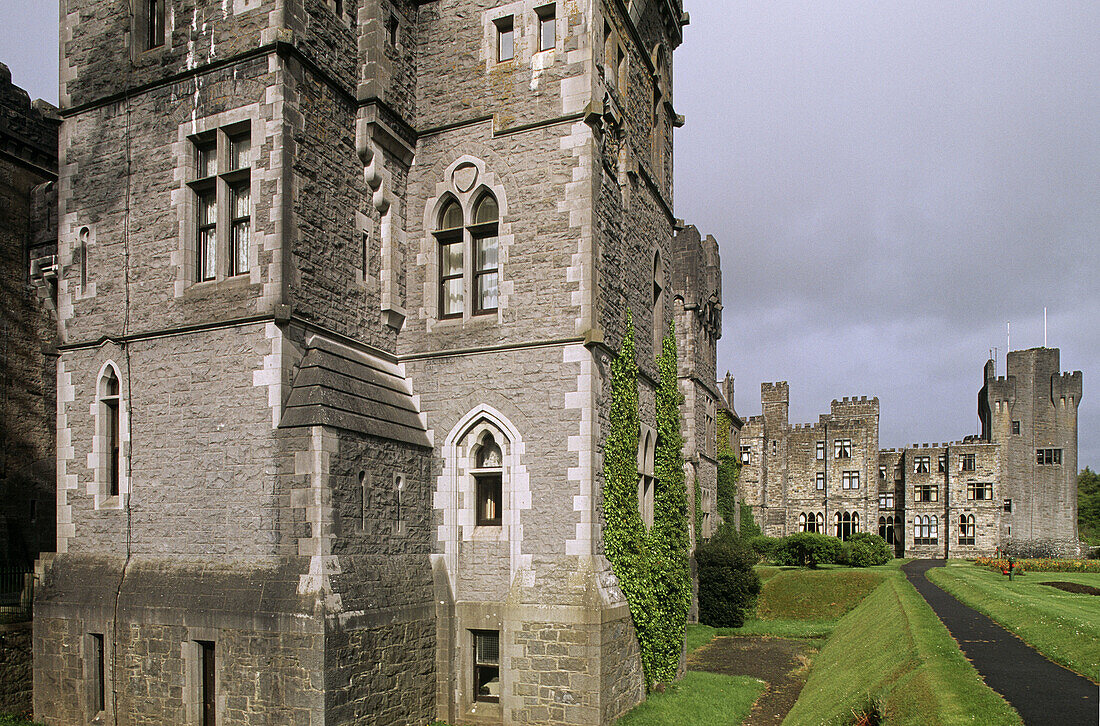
[29,254,61,326]
[356,112,406,331]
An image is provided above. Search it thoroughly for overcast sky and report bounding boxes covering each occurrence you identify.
[1,1,1096,469]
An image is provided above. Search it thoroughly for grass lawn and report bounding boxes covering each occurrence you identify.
[0,716,42,726]
[614,671,764,726]
[784,572,1021,726]
[927,560,1100,679]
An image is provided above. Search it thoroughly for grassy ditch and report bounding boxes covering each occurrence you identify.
[783,573,1021,725]
[614,671,764,726]
[927,560,1100,679]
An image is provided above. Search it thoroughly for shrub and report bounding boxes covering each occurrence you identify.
[747,535,782,562]
[974,556,1100,573]
[696,533,761,627]
[844,533,891,568]
[776,532,842,568]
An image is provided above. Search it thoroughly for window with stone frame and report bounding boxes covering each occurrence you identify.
[799,511,823,533]
[914,483,938,502]
[95,365,126,502]
[913,515,938,545]
[879,492,894,509]
[740,445,750,466]
[435,193,499,318]
[1012,420,1021,435]
[137,0,166,52]
[959,514,975,545]
[190,126,251,282]
[937,454,946,473]
[535,3,556,52]
[652,251,664,352]
[879,464,886,480]
[834,511,858,540]
[89,633,105,715]
[914,456,930,474]
[878,515,895,544]
[816,441,825,460]
[960,453,976,471]
[495,15,514,62]
[1003,498,1012,513]
[474,435,503,526]
[473,630,501,703]
[834,439,852,459]
[841,470,859,490]
[815,472,825,490]
[967,482,992,501]
[1036,448,1062,466]
[638,428,656,529]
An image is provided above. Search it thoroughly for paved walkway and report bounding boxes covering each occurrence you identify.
[902,559,1097,726]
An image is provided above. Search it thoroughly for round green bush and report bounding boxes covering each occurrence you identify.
[844,532,891,567]
[747,534,782,562]
[696,533,761,627]
[775,532,842,568]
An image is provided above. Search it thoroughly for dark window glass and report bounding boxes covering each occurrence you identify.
[146,0,165,50]
[92,633,105,713]
[473,630,500,702]
[199,641,215,726]
[476,475,502,526]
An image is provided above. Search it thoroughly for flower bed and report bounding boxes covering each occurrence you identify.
[975,556,1100,573]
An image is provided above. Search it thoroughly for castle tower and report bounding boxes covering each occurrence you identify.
[35,1,710,725]
[981,347,1081,544]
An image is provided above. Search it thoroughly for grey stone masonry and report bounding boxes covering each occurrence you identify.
[0,62,59,568]
[32,0,725,723]
[741,347,1081,557]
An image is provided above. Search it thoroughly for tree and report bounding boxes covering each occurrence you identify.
[696,526,761,627]
[1079,467,1100,544]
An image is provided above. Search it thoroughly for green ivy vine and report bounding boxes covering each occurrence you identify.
[602,313,691,690]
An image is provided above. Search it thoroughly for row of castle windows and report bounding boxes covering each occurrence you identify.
[495,5,557,62]
[796,511,861,540]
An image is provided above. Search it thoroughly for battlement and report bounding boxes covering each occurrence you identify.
[1051,370,1083,403]
[761,381,789,402]
[0,63,59,176]
[830,395,879,417]
[790,422,824,432]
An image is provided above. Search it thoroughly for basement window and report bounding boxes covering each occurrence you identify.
[473,630,500,702]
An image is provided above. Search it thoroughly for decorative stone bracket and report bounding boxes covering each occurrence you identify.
[356,104,415,331]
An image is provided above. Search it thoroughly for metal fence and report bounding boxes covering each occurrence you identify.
[0,567,34,622]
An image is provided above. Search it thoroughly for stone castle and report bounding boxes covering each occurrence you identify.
[737,347,1082,557]
[13,0,728,724]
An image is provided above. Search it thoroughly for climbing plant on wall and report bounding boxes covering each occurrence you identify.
[601,315,692,690]
[647,321,691,685]
[601,313,658,684]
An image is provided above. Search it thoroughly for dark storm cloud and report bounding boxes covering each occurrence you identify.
[0,2,1094,465]
[674,1,1099,467]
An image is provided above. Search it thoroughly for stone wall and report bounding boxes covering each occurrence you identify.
[0,623,32,716]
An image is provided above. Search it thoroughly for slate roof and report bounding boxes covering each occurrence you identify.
[280,335,430,447]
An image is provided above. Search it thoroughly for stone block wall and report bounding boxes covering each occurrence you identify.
[0,623,32,716]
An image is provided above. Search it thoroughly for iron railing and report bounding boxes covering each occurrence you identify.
[0,567,34,622]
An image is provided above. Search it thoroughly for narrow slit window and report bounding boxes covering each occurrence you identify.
[473,195,499,314]
[536,4,556,51]
[91,633,105,714]
[198,641,215,726]
[101,370,121,497]
[496,16,514,62]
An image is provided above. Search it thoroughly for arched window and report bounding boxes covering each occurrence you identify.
[852,512,859,534]
[879,515,895,544]
[473,433,503,526]
[815,512,824,533]
[472,195,499,314]
[929,516,939,543]
[638,428,656,529]
[437,199,464,318]
[435,191,501,319]
[652,251,664,351]
[79,227,89,291]
[836,511,857,540]
[97,366,123,498]
[959,514,975,545]
[798,512,807,532]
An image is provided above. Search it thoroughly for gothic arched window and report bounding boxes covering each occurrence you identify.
[473,433,503,526]
[435,191,501,319]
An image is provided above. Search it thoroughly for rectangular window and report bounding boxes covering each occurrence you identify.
[1003,498,1013,513]
[536,4,556,51]
[387,13,399,45]
[740,445,750,465]
[834,439,851,459]
[815,472,825,490]
[879,465,886,480]
[474,232,498,313]
[967,482,992,501]
[879,492,894,509]
[145,0,165,50]
[476,474,502,526]
[914,456,929,474]
[815,441,825,460]
[439,239,463,318]
[191,128,251,282]
[960,453,976,471]
[90,633,105,714]
[1012,420,1021,435]
[473,630,500,703]
[937,454,946,473]
[198,641,215,726]
[1036,448,1062,465]
[915,483,938,502]
[842,471,859,490]
[495,16,514,62]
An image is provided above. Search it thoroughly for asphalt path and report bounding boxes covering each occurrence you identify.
[902,559,1097,726]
